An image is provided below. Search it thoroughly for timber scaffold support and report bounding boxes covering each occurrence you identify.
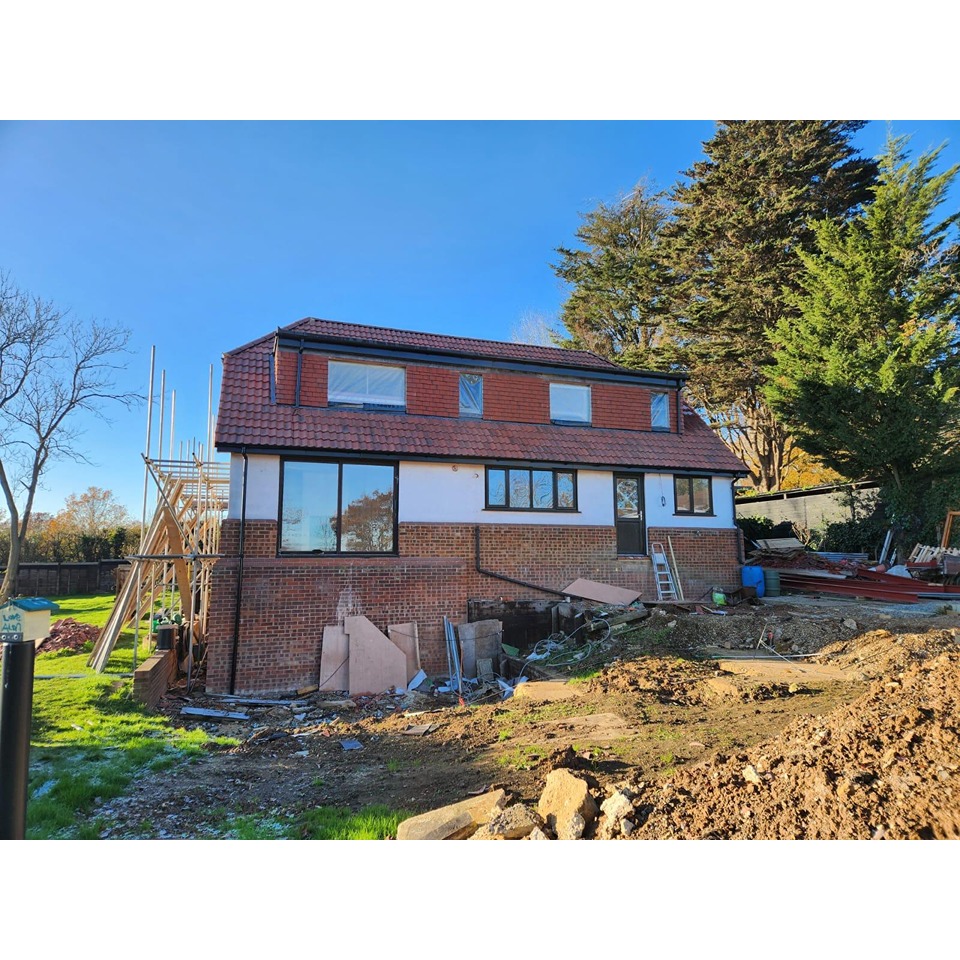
[87,456,229,680]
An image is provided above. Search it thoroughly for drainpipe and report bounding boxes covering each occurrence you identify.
[229,448,249,694]
[473,525,569,598]
[731,478,744,564]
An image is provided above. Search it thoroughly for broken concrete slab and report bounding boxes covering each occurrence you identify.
[538,769,598,839]
[468,804,543,840]
[598,790,636,839]
[396,789,508,840]
[561,578,641,606]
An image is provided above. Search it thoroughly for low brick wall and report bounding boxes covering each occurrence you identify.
[206,520,742,695]
[133,651,177,710]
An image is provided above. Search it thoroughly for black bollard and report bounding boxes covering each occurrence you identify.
[0,633,35,840]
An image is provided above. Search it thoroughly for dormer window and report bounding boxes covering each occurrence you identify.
[459,373,483,418]
[651,392,670,430]
[328,360,405,409]
[550,383,591,424]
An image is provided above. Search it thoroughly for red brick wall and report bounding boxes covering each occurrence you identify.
[407,365,458,417]
[299,353,328,407]
[483,372,550,423]
[593,384,678,432]
[275,349,297,404]
[207,519,742,695]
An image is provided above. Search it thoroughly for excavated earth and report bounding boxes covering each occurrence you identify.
[90,596,960,839]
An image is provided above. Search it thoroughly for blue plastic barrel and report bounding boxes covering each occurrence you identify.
[741,565,765,598]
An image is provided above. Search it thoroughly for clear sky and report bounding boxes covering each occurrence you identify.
[2,119,958,518]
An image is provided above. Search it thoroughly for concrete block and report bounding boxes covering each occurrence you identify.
[397,789,508,840]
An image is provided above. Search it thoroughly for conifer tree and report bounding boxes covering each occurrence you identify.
[663,121,876,490]
[553,182,670,368]
[765,135,960,542]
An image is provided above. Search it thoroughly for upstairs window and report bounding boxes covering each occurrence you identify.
[651,392,670,430]
[459,373,483,418]
[328,360,405,409]
[674,475,713,515]
[549,383,591,424]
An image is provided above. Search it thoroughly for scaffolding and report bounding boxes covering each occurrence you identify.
[86,456,229,679]
[87,350,228,688]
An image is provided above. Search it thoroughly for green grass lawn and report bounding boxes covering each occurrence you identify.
[17,593,217,838]
[16,593,405,840]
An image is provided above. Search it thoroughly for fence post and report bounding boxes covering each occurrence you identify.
[0,631,35,840]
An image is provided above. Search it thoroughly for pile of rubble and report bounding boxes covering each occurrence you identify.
[37,618,101,653]
[397,767,639,840]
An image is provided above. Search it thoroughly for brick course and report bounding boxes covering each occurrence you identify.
[207,519,742,695]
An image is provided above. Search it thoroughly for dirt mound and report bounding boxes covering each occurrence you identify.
[584,656,719,705]
[814,628,959,677]
[630,650,960,839]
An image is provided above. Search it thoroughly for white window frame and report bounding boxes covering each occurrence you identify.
[328,360,406,409]
[549,383,591,424]
[651,392,670,430]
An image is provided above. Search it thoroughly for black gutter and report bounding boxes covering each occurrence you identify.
[474,525,569,599]
[228,448,249,695]
[274,333,687,389]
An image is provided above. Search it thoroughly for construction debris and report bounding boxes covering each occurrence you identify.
[180,706,249,721]
[561,578,641,606]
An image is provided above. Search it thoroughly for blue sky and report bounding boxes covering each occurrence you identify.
[1,120,958,518]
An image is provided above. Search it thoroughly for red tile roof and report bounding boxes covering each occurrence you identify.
[216,325,745,475]
[263,317,626,373]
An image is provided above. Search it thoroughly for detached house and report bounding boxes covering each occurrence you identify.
[207,318,746,694]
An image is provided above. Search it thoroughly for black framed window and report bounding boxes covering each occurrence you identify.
[280,459,398,554]
[674,475,713,515]
[485,466,577,511]
[459,373,483,417]
[651,392,670,430]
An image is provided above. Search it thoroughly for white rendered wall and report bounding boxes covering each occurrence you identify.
[644,473,736,529]
[227,453,281,520]
[227,455,737,530]
[399,462,614,525]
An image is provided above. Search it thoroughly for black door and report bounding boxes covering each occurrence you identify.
[614,474,645,556]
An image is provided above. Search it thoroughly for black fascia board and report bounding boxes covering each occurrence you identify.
[274,331,686,389]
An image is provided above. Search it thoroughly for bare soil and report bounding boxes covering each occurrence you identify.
[93,596,960,839]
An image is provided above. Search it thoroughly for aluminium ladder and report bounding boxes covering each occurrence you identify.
[650,542,678,602]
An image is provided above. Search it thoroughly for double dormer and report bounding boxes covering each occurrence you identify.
[270,322,684,436]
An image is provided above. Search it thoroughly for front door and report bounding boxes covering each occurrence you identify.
[614,474,646,556]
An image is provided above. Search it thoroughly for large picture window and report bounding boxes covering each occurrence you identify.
[674,475,713,516]
[280,459,397,553]
[485,466,577,511]
[328,360,405,409]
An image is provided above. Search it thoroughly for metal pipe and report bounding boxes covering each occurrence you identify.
[134,346,156,671]
[473,525,568,598]
[229,449,249,694]
[0,635,35,840]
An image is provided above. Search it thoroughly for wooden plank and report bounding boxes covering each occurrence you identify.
[344,615,407,695]
[388,622,421,683]
[561,578,641,606]
[319,625,350,691]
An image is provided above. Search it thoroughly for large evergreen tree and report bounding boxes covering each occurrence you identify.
[553,182,670,368]
[765,135,960,544]
[663,121,877,490]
